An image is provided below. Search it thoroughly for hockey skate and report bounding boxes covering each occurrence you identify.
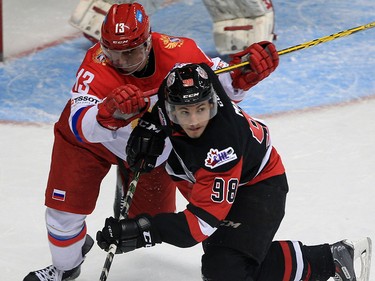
[23,234,94,281]
[331,237,372,281]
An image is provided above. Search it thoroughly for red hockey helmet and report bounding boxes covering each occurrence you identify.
[100,3,152,74]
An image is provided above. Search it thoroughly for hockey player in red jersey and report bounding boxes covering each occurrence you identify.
[97,63,372,281]
[23,2,279,281]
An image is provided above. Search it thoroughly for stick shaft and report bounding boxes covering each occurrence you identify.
[143,22,375,90]
[278,21,375,56]
[214,21,375,74]
[99,169,142,281]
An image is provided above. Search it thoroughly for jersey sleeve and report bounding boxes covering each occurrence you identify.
[152,159,243,247]
[211,57,248,103]
[68,45,124,143]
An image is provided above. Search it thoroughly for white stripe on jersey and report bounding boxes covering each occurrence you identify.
[165,148,196,183]
[197,217,217,237]
[292,241,304,281]
[165,161,193,183]
[254,140,272,178]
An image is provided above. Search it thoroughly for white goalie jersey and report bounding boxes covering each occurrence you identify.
[69,0,275,54]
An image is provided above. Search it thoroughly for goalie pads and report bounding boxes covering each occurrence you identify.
[202,0,276,55]
[69,0,159,43]
[69,0,112,43]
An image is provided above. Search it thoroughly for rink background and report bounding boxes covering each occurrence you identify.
[1,0,374,122]
[0,0,374,280]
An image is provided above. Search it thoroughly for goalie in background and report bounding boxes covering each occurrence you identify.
[202,0,276,55]
[69,0,160,43]
[68,0,276,55]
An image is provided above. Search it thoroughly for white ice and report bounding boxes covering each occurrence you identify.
[1,98,374,280]
[1,0,374,280]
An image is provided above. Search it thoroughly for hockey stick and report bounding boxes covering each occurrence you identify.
[99,163,143,281]
[142,21,375,96]
[143,21,374,96]
[214,21,375,74]
[114,157,130,219]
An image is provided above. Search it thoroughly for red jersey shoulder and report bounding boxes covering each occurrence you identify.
[73,44,124,98]
[154,33,185,49]
[151,32,213,66]
[82,43,108,65]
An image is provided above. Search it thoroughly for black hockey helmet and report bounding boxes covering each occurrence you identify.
[163,63,218,124]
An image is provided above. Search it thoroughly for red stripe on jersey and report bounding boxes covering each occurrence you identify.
[280,241,293,281]
[183,209,209,242]
[48,224,87,247]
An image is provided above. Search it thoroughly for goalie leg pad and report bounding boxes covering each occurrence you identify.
[203,0,275,54]
[69,0,112,42]
[202,0,273,21]
[212,13,275,55]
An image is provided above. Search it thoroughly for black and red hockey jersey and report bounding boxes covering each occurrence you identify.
[150,63,285,247]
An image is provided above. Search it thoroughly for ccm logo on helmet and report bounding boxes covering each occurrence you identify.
[183,93,200,99]
[113,40,129,45]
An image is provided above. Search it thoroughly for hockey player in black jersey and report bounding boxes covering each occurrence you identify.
[97,63,371,281]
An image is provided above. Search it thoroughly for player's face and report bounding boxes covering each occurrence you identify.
[101,37,151,74]
[174,101,211,138]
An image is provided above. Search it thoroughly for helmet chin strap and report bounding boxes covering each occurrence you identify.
[119,65,142,75]
[118,47,151,76]
[117,59,147,75]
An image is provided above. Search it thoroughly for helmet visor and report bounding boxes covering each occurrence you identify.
[165,94,218,125]
[101,36,151,74]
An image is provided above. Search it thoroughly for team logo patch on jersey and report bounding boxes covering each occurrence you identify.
[93,48,107,65]
[52,189,66,202]
[205,147,237,169]
[160,35,184,49]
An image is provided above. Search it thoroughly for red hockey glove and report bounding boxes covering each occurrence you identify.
[97,84,149,130]
[229,41,279,91]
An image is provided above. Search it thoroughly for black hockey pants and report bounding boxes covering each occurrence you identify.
[201,174,335,281]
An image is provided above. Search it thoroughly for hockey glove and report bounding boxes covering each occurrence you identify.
[96,215,160,254]
[230,41,279,91]
[97,84,150,130]
[126,112,166,173]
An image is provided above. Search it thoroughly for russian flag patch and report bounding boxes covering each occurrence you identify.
[52,189,66,201]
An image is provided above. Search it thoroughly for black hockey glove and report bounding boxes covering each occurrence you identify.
[96,215,160,254]
[126,112,166,173]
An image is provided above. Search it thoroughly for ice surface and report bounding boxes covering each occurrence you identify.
[0,0,374,280]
